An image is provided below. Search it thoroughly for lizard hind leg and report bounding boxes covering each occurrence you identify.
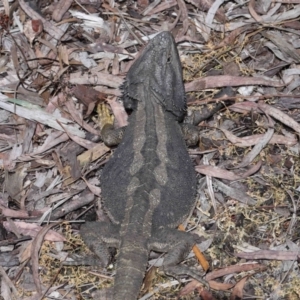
[150,228,208,287]
[80,221,120,267]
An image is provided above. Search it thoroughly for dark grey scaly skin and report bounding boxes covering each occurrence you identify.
[80,31,205,299]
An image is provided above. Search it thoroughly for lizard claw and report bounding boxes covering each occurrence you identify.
[97,103,114,131]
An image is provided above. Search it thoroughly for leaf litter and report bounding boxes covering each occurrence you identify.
[1,0,300,299]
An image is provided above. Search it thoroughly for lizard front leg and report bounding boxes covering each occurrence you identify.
[97,103,126,147]
[180,123,200,146]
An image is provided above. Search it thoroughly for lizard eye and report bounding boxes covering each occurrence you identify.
[167,55,171,63]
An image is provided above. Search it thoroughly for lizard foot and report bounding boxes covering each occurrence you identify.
[150,228,209,289]
[63,253,103,266]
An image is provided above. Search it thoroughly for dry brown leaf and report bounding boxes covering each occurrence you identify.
[196,165,241,180]
[82,177,101,197]
[0,100,84,138]
[69,70,123,88]
[230,275,249,300]
[77,143,110,165]
[0,265,19,299]
[23,19,43,44]
[258,101,300,134]
[3,221,66,242]
[248,0,263,23]
[195,161,261,180]
[232,126,274,169]
[141,266,157,294]
[64,99,99,135]
[145,0,177,15]
[208,280,234,291]
[28,131,69,156]
[217,24,258,49]
[0,204,33,219]
[108,97,128,128]
[236,250,299,260]
[178,279,211,297]
[177,0,189,37]
[19,0,66,41]
[52,0,72,22]
[221,128,297,147]
[213,179,256,205]
[58,121,98,150]
[19,241,32,263]
[228,101,258,114]
[30,223,59,295]
[206,263,266,281]
[263,31,300,62]
[50,192,95,219]
[185,75,286,92]
[58,45,69,66]
[4,167,27,201]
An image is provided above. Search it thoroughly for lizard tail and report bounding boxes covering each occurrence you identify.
[113,239,148,300]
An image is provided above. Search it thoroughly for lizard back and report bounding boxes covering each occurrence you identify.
[101,31,197,231]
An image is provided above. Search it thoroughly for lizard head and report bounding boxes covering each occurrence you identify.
[122,31,186,121]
